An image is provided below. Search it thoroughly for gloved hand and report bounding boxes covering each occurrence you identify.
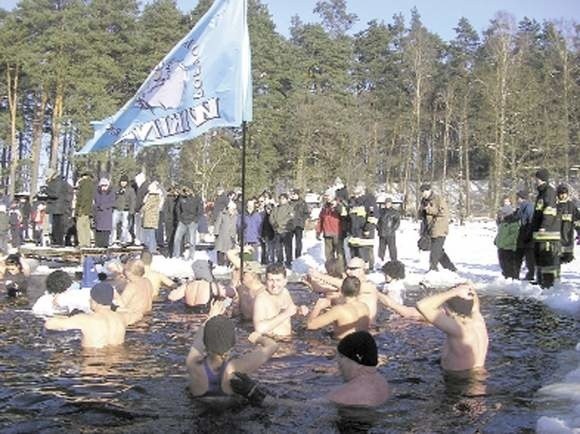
[230,372,266,406]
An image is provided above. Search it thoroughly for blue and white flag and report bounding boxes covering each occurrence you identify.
[78,0,252,154]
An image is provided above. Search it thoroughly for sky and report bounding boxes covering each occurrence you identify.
[1,0,579,41]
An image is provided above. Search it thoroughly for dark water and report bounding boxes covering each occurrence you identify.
[0,277,578,434]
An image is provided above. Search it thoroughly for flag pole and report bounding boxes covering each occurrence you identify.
[240,121,247,277]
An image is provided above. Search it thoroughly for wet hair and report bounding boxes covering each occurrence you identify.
[324,258,343,278]
[341,276,361,297]
[46,270,72,294]
[446,297,474,317]
[382,260,405,280]
[125,259,145,277]
[97,272,108,282]
[140,249,153,266]
[266,263,287,278]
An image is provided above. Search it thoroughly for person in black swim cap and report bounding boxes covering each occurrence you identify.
[325,331,390,407]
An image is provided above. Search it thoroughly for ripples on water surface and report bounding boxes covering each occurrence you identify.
[0,278,577,433]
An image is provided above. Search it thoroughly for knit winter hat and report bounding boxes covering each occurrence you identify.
[120,174,129,182]
[90,282,114,306]
[192,260,213,282]
[535,168,550,182]
[337,331,378,367]
[556,184,569,195]
[203,315,236,354]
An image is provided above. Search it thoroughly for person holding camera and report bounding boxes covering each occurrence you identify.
[418,184,457,273]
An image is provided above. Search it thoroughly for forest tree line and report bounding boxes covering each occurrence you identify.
[0,0,578,215]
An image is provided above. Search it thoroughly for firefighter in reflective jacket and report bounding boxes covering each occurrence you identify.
[556,184,580,264]
[531,169,561,289]
[348,185,377,268]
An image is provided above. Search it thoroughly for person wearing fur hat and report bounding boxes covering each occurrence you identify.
[531,169,561,288]
[556,184,580,264]
[186,300,278,403]
[93,177,116,248]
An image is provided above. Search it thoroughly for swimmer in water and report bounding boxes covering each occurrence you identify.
[309,257,378,323]
[416,282,489,371]
[225,246,265,320]
[168,259,231,313]
[377,261,424,320]
[306,276,370,339]
[326,331,390,407]
[140,250,177,298]
[186,300,278,404]
[45,282,126,349]
[118,259,154,325]
[1,254,28,298]
[252,263,308,339]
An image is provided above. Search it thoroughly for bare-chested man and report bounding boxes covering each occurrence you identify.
[118,259,154,325]
[416,282,488,371]
[224,247,265,320]
[307,276,370,339]
[326,331,390,407]
[252,264,307,338]
[45,282,126,349]
[140,250,177,298]
[309,257,378,322]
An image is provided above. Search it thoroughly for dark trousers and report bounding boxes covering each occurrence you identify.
[261,238,276,265]
[217,251,227,266]
[378,235,397,261]
[10,227,21,247]
[95,230,110,248]
[324,236,345,273]
[360,246,375,270]
[498,249,519,279]
[275,232,293,267]
[534,241,560,289]
[293,226,304,259]
[429,236,456,271]
[514,246,535,279]
[51,214,65,246]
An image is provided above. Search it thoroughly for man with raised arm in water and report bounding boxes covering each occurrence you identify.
[118,259,154,325]
[416,282,488,371]
[306,276,370,339]
[309,257,378,323]
[187,300,278,404]
[45,282,126,349]
[252,264,308,338]
[140,250,177,298]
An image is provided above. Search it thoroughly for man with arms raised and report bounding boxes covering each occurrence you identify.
[309,257,378,323]
[252,264,307,338]
[416,282,488,371]
[45,282,126,349]
[306,276,370,339]
[140,249,177,298]
[118,259,154,325]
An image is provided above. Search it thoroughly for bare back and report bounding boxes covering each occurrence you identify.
[332,300,370,340]
[120,277,154,325]
[442,313,489,371]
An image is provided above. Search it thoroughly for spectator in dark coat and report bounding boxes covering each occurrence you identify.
[290,189,310,259]
[0,204,8,253]
[173,187,204,260]
[260,203,276,265]
[45,168,69,246]
[212,188,229,224]
[513,190,534,280]
[93,178,116,248]
[377,198,400,262]
[237,198,264,261]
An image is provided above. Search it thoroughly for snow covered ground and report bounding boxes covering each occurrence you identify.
[28,218,579,432]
